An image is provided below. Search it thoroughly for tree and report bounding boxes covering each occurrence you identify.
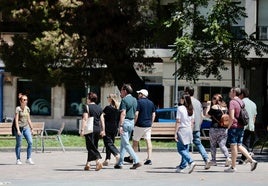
[0,0,162,90]
[167,0,268,86]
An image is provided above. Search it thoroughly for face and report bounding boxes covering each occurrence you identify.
[107,95,112,103]
[20,96,28,105]
[120,88,127,98]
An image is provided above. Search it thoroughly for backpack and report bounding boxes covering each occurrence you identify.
[220,112,230,128]
[11,118,16,136]
[234,99,249,126]
[212,106,230,128]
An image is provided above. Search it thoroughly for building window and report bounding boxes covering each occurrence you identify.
[17,79,51,116]
[65,86,86,116]
[259,26,268,40]
[65,86,100,116]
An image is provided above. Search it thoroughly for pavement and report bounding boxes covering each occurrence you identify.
[0,147,267,186]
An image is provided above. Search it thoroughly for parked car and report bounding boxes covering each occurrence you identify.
[155,107,212,129]
[155,107,177,122]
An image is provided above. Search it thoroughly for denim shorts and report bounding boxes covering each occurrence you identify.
[227,128,244,145]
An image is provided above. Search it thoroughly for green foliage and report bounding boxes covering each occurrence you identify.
[0,0,161,89]
[167,0,268,83]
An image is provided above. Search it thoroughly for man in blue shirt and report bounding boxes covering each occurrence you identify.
[133,89,156,165]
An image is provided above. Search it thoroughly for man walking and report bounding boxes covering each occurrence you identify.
[224,87,257,172]
[238,88,257,164]
[132,89,156,165]
[184,86,210,170]
[114,84,141,169]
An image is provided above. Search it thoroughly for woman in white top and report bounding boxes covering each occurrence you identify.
[175,94,196,174]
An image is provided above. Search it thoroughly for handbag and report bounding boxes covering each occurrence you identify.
[79,105,94,135]
[79,116,94,135]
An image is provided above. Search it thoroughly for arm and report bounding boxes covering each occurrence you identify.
[100,113,105,137]
[80,112,88,136]
[119,110,126,134]
[27,114,34,134]
[134,110,139,125]
[228,108,235,129]
[15,113,21,136]
[174,118,180,142]
[151,112,156,127]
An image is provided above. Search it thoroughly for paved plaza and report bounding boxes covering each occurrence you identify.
[0,148,267,186]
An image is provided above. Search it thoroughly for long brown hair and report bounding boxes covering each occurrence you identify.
[182,94,194,116]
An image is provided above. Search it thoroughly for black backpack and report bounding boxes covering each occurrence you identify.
[234,99,249,126]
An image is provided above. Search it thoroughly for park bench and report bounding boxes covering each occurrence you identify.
[0,121,65,152]
[0,122,45,152]
[151,122,210,141]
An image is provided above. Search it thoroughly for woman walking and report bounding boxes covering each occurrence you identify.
[100,94,120,166]
[80,92,104,171]
[175,94,196,174]
[206,94,231,166]
[14,93,35,165]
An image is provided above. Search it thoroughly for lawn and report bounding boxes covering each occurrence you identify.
[0,134,177,149]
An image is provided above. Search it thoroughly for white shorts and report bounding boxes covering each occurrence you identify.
[132,126,152,141]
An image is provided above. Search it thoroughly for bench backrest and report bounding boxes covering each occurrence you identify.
[0,122,45,136]
[151,122,175,136]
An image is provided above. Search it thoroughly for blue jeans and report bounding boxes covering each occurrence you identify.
[118,119,139,165]
[15,127,33,160]
[177,140,194,169]
[193,131,209,162]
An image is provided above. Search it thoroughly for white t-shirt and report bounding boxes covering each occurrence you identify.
[176,105,194,145]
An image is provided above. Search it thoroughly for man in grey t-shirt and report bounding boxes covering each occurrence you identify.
[185,86,210,170]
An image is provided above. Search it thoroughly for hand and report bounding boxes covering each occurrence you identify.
[17,131,22,136]
[80,130,84,137]
[100,130,105,137]
[174,133,178,142]
[119,126,124,135]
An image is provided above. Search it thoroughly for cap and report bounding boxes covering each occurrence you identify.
[137,89,148,97]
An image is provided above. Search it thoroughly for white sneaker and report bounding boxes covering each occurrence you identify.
[188,162,196,174]
[26,158,35,165]
[224,166,237,173]
[204,159,211,170]
[16,159,22,165]
[175,167,186,173]
[250,160,258,171]
[225,158,231,167]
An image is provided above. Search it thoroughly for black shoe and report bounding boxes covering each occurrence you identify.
[144,159,152,165]
[124,156,133,163]
[114,164,122,169]
[238,160,244,165]
[130,163,142,169]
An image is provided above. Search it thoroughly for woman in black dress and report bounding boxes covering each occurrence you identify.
[101,94,120,166]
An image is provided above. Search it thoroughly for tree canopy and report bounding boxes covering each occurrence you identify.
[0,0,166,90]
[167,0,268,86]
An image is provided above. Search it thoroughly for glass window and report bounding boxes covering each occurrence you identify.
[17,79,51,116]
[65,86,100,116]
[65,86,86,116]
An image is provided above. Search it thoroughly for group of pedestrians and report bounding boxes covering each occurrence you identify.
[80,84,155,171]
[174,86,258,174]
[13,85,259,175]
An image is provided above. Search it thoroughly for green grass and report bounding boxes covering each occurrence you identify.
[0,134,177,149]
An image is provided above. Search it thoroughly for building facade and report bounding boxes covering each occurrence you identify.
[1,0,268,131]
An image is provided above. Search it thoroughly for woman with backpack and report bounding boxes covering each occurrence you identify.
[206,94,231,167]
